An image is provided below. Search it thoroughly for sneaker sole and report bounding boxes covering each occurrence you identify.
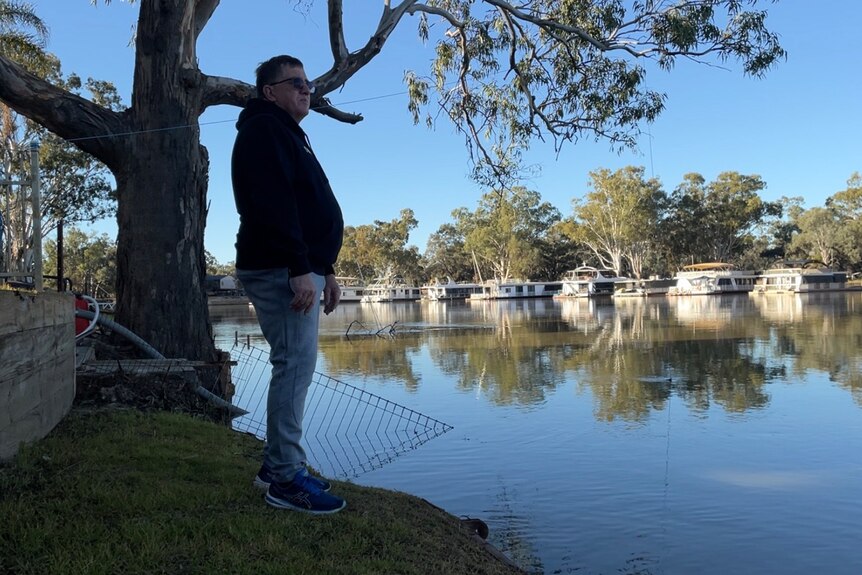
[265,492,347,515]
[254,476,332,492]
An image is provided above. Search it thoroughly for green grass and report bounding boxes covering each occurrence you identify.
[0,409,522,575]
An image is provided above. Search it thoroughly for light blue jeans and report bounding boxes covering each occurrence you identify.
[236,267,324,483]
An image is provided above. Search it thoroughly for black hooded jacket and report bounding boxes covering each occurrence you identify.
[231,98,343,276]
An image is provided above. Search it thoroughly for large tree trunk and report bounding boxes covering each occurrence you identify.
[114,145,213,361]
[111,0,214,361]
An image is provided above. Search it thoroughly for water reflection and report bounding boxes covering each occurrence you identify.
[213,293,862,417]
[210,292,862,574]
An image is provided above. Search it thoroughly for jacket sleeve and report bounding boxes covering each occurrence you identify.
[233,115,313,275]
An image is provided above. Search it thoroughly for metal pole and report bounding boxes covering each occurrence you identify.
[30,141,43,291]
[57,218,65,292]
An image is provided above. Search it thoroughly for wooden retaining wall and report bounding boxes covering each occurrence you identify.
[0,291,75,460]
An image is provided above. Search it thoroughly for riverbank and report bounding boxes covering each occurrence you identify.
[0,408,524,575]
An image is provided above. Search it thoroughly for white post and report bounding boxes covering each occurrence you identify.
[30,141,43,291]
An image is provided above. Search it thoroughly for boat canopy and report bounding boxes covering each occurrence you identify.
[681,262,736,272]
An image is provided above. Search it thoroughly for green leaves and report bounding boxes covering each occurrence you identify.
[338,209,421,282]
[408,0,785,186]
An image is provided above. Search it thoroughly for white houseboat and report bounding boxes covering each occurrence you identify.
[469,279,562,300]
[420,278,484,301]
[751,261,853,294]
[556,266,629,298]
[670,262,758,295]
[360,275,421,303]
[612,277,677,298]
[333,276,366,303]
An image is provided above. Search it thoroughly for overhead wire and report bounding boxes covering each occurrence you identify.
[60,89,413,145]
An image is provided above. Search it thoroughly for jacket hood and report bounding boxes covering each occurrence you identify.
[236,98,301,131]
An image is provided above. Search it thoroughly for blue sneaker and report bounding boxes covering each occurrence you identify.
[253,465,331,492]
[265,472,347,515]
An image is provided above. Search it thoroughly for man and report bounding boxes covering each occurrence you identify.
[232,55,346,514]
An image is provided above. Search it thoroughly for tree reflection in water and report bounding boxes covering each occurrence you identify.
[211,292,862,574]
[308,293,862,420]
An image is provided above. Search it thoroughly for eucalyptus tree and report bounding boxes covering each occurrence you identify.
[204,250,234,276]
[570,166,664,278]
[789,173,862,270]
[43,227,117,295]
[2,66,121,277]
[337,208,422,282]
[31,74,123,234]
[372,208,423,282]
[0,0,786,360]
[703,171,782,262]
[661,172,708,268]
[1,1,119,276]
[759,195,804,261]
[532,220,585,282]
[337,225,377,281]
[827,172,862,270]
[457,186,560,281]
[665,171,781,267]
[787,207,841,267]
[423,222,475,282]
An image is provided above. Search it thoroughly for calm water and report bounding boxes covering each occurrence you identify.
[210,293,862,574]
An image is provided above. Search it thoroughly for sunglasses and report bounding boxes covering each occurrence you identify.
[268,77,316,93]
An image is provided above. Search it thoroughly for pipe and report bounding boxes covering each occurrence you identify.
[74,309,247,416]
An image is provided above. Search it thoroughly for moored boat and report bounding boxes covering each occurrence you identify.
[420,278,484,301]
[670,262,758,295]
[360,275,421,303]
[332,276,366,303]
[469,278,561,300]
[612,277,676,298]
[556,266,629,298]
[751,260,856,294]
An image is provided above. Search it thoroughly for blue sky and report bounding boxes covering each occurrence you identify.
[34,1,861,265]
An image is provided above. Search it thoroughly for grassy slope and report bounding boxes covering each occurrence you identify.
[0,409,522,575]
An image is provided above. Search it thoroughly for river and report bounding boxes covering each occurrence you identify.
[209,292,862,574]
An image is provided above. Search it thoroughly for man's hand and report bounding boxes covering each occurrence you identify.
[322,274,341,315]
[289,273,317,314]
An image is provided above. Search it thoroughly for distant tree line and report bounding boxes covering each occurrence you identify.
[44,167,861,294]
[366,167,862,284]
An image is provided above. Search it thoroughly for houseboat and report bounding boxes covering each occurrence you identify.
[556,266,629,298]
[206,274,249,306]
[360,275,421,303]
[332,276,366,303]
[420,278,484,301]
[469,279,562,300]
[670,262,758,295]
[751,261,854,294]
[612,277,677,298]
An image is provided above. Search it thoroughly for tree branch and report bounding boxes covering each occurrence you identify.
[314,0,421,96]
[327,0,349,63]
[200,74,362,123]
[193,0,220,41]
[483,0,614,52]
[312,97,364,124]
[404,2,465,27]
[0,56,129,170]
[200,74,254,110]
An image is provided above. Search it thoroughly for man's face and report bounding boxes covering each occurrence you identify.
[263,65,311,123]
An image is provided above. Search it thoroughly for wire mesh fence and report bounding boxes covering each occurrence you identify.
[223,343,453,479]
